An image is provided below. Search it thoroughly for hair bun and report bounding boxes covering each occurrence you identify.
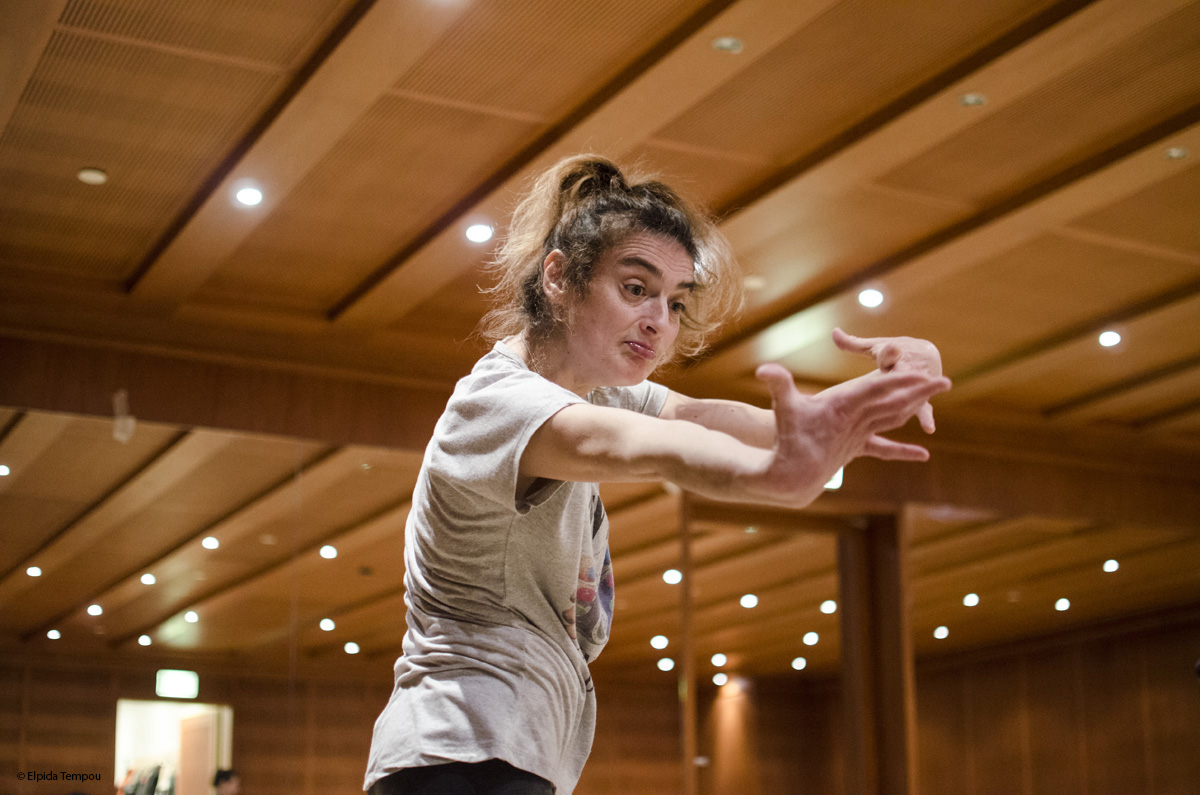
[560,159,628,204]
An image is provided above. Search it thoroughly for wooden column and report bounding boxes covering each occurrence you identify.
[837,512,918,795]
[677,491,698,795]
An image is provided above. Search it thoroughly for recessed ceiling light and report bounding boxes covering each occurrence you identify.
[47,629,61,640]
[0,465,10,476]
[712,36,743,54]
[360,463,373,471]
[1103,559,1119,573]
[713,673,728,686]
[320,618,336,631]
[202,537,219,550]
[141,573,156,585]
[743,274,766,291]
[744,526,757,534]
[820,600,837,614]
[1165,146,1189,160]
[466,224,494,243]
[87,604,103,616]
[858,288,884,308]
[344,642,360,654]
[1055,598,1070,612]
[320,545,338,559]
[963,592,980,607]
[711,653,727,667]
[26,566,41,577]
[235,187,263,206]
[77,167,108,185]
[185,611,199,623]
[959,92,987,107]
[740,594,758,609]
[651,634,669,650]
[657,657,675,671]
[1098,330,1121,347]
[803,631,819,646]
[791,657,807,670]
[934,625,949,639]
[138,635,152,646]
[662,569,682,585]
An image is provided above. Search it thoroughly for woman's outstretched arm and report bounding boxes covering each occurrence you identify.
[521,363,951,509]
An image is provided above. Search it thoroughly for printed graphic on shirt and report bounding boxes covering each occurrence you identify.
[561,550,615,656]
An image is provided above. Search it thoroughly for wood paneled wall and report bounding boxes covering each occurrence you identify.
[2,610,1198,795]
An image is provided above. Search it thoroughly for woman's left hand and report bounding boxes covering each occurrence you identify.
[832,327,945,432]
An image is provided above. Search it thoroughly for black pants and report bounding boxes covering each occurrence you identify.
[369,760,554,795]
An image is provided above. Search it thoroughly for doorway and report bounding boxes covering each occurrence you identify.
[114,699,232,795]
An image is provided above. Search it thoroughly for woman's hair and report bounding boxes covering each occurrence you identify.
[481,155,741,361]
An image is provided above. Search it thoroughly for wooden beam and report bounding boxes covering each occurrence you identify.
[678,491,698,795]
[0,335,448,450]
[837,513,918,795]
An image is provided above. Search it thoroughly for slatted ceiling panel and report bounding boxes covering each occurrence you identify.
[390,261,495,343]
[0,415,178,590]
[600,481,667,512]
[197,95,539,314]
[961,296,1200,413]
[655,0,1059,164]
[912,517,1095,580]
[0,29,285,283]
[1070,161,1200,253]
[5,434,329,632]
[879,4,1200,207]
[623,140,767,218]
[729,183,966,321]
[1069,365,1200,424]
[392,0,710,120]
[59,0,356,68]
[780,231,1200,384]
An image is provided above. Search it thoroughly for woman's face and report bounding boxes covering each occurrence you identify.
[546,231,695,393]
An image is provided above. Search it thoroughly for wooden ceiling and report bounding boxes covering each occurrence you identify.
[1,0,1198,681]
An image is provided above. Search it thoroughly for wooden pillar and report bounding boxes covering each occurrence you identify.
[678,491,698,795]
[837,512,918,795]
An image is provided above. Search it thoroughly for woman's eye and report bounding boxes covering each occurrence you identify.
[670,301,687,314]
[625,283,646,297]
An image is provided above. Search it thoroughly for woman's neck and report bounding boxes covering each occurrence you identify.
[507,332,591,397]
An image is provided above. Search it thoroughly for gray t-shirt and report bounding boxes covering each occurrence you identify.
[364,341,668,794]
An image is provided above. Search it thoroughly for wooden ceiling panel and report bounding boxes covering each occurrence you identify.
[58,0,355,68]
[972,295,1200,413]
[654,0,1059,164]
[776,231,1200,385]
[624,139,767,217]
[1069,162,1200,255]
[0,413,178,596]
[878,4,1200,206]
[0,431,329,635]
[389,261,495,346]
[194,94,538,313]
[1063,363,1200,425]
[732,183,966,324]
[392,0,713,120]
[0,29,284,284]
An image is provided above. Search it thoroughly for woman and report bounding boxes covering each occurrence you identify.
[364,156,949,794]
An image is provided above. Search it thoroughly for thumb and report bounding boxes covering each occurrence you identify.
[755,362,796,406]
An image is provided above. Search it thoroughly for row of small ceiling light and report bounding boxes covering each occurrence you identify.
[651,557,1123,682]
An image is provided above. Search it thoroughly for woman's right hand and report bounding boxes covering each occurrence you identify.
[752,363,952,507]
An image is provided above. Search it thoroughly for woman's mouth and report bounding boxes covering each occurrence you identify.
[625,340,656,361]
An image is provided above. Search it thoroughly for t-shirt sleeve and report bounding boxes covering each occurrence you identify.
[588,379,669,417]
[428,366,584,514]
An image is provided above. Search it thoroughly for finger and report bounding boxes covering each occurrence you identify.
[918,402,936,433]
[832,327,880,355]
[755,363,805,438]
[877,342,902,372]
[861,435,930,462]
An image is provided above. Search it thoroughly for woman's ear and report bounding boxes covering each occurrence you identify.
[542,250,569,306]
